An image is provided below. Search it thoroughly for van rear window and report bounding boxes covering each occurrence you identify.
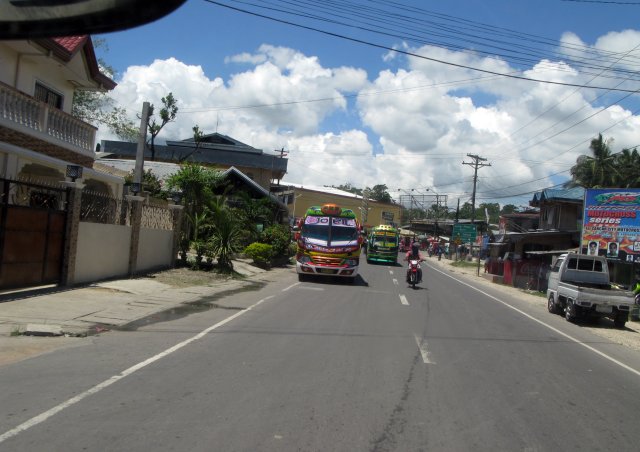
[567,258,577,269]
[577,259,593,271]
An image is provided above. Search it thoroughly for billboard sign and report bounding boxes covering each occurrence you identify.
[452,223,477,244]
[581,189,640,263]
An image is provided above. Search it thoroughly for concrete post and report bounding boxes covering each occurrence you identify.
[60,180,84,286]
[126,195,145,277]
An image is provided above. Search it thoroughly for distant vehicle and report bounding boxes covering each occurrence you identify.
[366,225,400,264]
[294,204,362,282]
[546,253,637,328]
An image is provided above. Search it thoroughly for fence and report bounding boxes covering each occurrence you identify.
[0,175,184,289]
[73,189,182,285]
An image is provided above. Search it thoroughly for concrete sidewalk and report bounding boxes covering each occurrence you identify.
[0,259,290,338]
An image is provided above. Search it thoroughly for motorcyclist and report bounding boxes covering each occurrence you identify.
[405,240,424,283]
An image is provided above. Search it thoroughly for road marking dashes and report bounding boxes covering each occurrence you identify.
[414,334,435,364]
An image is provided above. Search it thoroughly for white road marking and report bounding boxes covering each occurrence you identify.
[414,334,435,364]
[428,264,640,378]
[300,286,324,291]
[0,295,276,444]
[393,278,398,286]
[389,270,394,275]
[399,294,409,306]
[282,282,301,292]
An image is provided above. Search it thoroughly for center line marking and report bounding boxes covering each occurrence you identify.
[399,294,409,305]
[389,270,394,275]
[393,278,398,286]
[414,334,435,364]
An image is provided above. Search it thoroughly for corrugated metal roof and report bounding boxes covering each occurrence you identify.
[531,186,585,205]
[283,182,362,199]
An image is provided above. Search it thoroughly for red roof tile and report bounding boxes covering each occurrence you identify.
[52,36,88,55]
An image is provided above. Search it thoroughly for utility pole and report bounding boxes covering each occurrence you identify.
[134,102,151,187]
[462,154,491,223]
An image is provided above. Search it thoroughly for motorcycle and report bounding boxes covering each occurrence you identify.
[407,258,423,289]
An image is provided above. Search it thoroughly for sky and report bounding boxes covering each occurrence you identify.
[94,0,640,209]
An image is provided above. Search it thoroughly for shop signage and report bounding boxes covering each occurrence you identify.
[580,189,640,262]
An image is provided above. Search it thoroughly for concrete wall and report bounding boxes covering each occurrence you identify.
[137,227,174,273]
[74,222,131,284]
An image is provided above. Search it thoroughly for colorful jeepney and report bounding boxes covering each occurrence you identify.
[366,225,400,264]
[295,204,361,281]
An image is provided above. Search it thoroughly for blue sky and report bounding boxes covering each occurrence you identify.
[94,0,640,208]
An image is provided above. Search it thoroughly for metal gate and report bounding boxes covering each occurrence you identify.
[0,179,68,290]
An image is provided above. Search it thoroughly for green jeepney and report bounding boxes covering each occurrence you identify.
[366,225,400,264]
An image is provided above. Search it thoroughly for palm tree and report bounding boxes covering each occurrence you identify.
[569,134,617,188]
[208,208,243,273]
[612,147,640,188]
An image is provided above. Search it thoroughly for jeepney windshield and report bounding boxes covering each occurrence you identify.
[373,233,398,247]
[302,216,358,244]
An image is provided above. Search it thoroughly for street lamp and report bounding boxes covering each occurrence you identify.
[65,164,83,182]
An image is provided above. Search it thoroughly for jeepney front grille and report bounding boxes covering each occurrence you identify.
[312,256,343,266]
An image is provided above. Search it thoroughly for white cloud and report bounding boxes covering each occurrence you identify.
[98,36,640,209]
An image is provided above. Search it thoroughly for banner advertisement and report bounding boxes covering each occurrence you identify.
[580,189,640,263]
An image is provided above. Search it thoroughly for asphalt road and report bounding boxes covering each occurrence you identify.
[1,258,640,451]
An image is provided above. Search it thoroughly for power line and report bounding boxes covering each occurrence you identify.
[204,0,640,93]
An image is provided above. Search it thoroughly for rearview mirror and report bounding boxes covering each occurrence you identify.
[1,0,187,39]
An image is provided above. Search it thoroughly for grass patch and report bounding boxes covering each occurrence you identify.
[450,260,481,269]
[10,326,23,336]
[519,289,546,298]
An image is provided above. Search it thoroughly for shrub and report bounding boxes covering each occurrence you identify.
[260,224,292,257]
[244,242,273,268]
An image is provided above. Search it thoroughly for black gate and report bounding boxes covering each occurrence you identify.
[0,178,68,290]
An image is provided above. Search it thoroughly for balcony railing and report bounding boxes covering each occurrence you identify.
[0,82,96,154]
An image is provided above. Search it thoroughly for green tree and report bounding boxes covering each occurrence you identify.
[500,204,520,215]
[478,202,500,223]
[367,184,392,203]
[569,134,617,188]
[71,40,137,141]
[148,92,178,161]
[332,183,363,196]
[457,202,474,221]
[124,168,165,198]
[166,163,224,218]
[176,125,204,162]
[612,147,640,188]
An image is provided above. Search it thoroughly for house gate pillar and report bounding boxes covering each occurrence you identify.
[126,195,145,277]
[60,181,84,286]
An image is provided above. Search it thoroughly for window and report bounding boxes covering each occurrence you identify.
[34,82,63,109]
[551,259,563,273]
[577,258,593,271]
[567,257,577,270]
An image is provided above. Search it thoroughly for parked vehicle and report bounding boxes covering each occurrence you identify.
[295,204,361,282]
[546,253,637,328]
[366,225,400,264]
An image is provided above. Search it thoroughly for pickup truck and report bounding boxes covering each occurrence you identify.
[547,253,636,328]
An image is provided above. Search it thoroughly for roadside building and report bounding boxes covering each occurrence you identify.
[275,183,401,229]
[100,133,287,193]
